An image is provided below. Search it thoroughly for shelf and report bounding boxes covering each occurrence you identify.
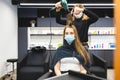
[88,34,115,36]
[30,34,62,36]
[28,27,115,50]
[30,34,114,36]
[89,48,115,50]
[18,17,37,27]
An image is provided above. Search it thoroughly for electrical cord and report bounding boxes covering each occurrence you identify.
[49,9,52,50]
[48,8,54,66]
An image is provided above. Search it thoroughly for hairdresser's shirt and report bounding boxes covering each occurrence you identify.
[56,9,99,42]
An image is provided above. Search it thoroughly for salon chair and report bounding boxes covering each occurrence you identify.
[17,46,49,80]
[37,50,107,80]
[38,70,106,80]
[89,52,107,78]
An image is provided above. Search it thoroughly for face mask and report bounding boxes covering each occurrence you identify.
[74,12,83,19]
[64,35,75,45]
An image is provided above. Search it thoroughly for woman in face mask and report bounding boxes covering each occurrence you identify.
[50,24,91,76]
[55,3,99,51]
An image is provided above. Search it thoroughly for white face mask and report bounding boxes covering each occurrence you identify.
[73,12,83,19]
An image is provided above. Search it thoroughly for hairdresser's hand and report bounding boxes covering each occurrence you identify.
[55,2,62,12]
[81,6,85,12]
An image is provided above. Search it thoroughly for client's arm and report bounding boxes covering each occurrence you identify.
[54,61,61,76]
[80,65,87,74]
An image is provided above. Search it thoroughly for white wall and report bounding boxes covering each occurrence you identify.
[0,0,17,77]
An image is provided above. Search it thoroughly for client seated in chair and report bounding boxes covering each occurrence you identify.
[38,25,107,80]
[50,24,91,76]
[37,24,91,80]
[38,24,107,80]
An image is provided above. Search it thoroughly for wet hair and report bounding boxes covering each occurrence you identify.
[66,13,73,25]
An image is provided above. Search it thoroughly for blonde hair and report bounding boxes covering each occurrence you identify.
[71,4,89,20]
[63,25,91,64]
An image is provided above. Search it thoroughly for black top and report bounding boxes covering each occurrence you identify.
[50,41,91,72]
[56,9,99,42]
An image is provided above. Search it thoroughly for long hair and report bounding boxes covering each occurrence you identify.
[71,4,89,21]
[63,25,90,64]
[66,13,73,25]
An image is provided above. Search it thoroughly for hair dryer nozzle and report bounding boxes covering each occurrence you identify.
[61,0,68,10]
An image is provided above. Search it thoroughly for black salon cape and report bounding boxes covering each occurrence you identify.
[50,43,91,72]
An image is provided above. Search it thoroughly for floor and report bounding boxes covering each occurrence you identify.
[0,69,114,80]
[0,70,17,80]
[107,69,114,80]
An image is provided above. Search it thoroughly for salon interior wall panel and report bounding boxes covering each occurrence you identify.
[28,27,115,50]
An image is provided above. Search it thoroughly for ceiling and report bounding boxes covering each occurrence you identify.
[20,0,113,3]
[18,0,114,18]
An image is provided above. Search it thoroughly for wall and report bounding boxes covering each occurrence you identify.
[18,27,27,62]
[28,27,115,49]
[0,0,17,77]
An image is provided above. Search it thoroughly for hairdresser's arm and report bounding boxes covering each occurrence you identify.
[54,61,61,76]
[55,1,66,25]
[84,9,99,24]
